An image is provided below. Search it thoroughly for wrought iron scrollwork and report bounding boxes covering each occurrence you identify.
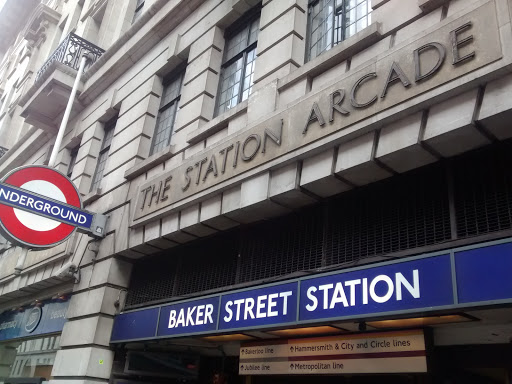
[35,33,105,82]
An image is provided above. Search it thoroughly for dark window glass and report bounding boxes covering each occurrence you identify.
[216,14,260,116]
[132,0,145,22]
[307,0,372,61]
[67,147,78,178]
[90,117,116,191]
[150,71,184,155]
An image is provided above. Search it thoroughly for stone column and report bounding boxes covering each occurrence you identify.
[49,238,133,384]
[70,122,104,195]
[172,26,224,155]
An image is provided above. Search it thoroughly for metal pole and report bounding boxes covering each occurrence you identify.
[48,54,89,168]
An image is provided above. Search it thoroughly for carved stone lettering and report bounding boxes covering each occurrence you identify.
[450,22,475,65]
[380,62,411,99]
[182,166,193,192]
[132,3,501,225]
[414,43,446,83]
[203,155,219,181]
[303,102,326,134]
[161,176,172,202]
[350,73,378,108]
[241,134,261,162]
[329,90,350,122]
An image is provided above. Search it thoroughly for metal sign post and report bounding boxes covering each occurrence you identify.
[48,54,89,168]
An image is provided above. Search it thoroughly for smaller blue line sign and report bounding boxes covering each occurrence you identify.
[111,308,160,342]
[0,299,69,342]
[0,182,93,230]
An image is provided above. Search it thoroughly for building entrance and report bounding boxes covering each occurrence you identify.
[249,371,508,384]
[250,374,425,384]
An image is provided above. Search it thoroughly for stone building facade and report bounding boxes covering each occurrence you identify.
[1,0,512,383]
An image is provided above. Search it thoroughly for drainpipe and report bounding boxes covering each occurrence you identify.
[48,54,91,168]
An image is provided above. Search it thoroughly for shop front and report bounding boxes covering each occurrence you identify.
[0,298,69,384]
[110,239,512,384]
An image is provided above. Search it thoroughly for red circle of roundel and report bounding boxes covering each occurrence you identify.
[0,166,82,248]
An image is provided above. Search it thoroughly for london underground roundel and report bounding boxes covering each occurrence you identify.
[0,165,83,248]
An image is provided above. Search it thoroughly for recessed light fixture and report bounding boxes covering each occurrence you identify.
[267,326,345,337]
[203,334,255,342]
[367,314,474,329]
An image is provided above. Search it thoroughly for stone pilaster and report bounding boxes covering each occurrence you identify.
[253,0,307,88]
[49,252,133,384]
[173,26,224,155]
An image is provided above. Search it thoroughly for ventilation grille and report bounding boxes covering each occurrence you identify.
[325,164,452,266]
[125,233,238,307]
[238,207,324,283]
[173,235,239,297]
[125,253,178,307]
[454,141,512,238]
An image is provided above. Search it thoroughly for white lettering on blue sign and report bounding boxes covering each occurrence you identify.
[49,309,67,320]
[0,320,17,330]
[0,186,88,225]
[223,291,293,323]
[305,270,420,311]
[168,304,214,329]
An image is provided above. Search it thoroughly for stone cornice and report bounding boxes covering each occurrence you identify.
[23,4,62,45]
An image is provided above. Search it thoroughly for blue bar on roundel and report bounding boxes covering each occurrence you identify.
[0,182,93,229]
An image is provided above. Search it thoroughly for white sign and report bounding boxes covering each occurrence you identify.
[239,330,427,375]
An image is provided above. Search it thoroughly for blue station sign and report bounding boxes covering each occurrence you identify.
[111,239,512,343]
[0,298,69,341]
[299,255,453,322]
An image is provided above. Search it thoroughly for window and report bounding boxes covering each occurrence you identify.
[307,0,372,61]
[132,0,145,23]
[150,71,184,155]
[67,147,78,178]
[216,12,260,116]
[6,335,61,379]
[90,117,116,191]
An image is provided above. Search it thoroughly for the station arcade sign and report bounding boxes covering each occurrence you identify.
[132,1,502,226]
